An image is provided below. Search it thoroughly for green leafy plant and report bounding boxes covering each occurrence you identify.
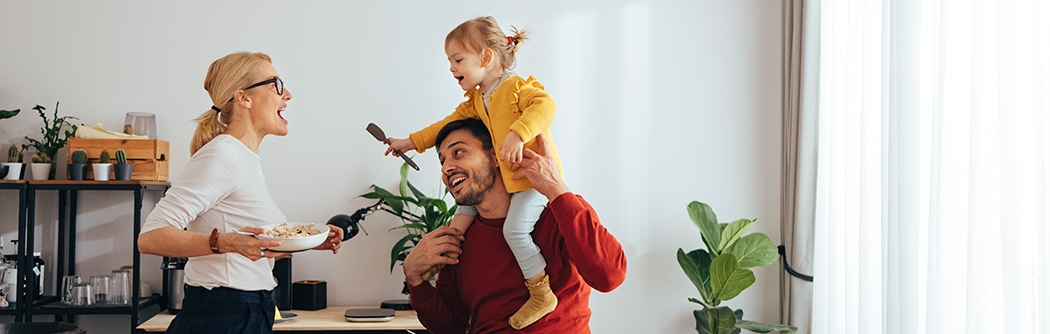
[0,109,19,121]
[115,148,127,164]
[71,149,88,164]
[22,102,78,163]
[677,201,797,334]
[99,149,111,164]
[7,145,22,163]
[357,162,457,272]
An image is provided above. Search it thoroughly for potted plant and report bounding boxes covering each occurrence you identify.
[92,149,112,181]
[677,201,797,334]
[0,109,18,179]
[22,102,78,180]
[113,148,133,180]
[29,152,51,180]
[69,149,88,180]
[3,144,25,180]
[355,162,457,293]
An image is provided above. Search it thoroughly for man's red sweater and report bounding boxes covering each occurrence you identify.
[409,193,628,333]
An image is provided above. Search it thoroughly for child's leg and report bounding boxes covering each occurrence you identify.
[503,190,546,279]
[449,205,476,232]
[421,206,475,281]
[505,189,557,330]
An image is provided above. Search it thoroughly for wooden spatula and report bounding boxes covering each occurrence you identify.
[366,123,420,171]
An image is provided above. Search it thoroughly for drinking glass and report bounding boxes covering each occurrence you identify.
[90,275,110,304]
[4,267,17,303]
[109,269,130,304]
[124,112,157,139]
[71,282,93,306]
[61,275,82,304]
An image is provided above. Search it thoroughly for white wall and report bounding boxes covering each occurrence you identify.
[0,1,782,333]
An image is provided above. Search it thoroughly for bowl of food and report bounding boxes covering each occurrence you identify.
[256,222,327,252]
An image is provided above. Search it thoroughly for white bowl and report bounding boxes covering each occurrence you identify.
[256,223,327,252]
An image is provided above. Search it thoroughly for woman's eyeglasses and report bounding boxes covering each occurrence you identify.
[227,77,284,102]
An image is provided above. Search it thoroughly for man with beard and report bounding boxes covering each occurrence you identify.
[403,118,627,333]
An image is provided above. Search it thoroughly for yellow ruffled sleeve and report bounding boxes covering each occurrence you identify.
[506,76,556,143]
[409,91,480,153]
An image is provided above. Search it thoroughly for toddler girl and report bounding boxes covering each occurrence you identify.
[386,16,563,330]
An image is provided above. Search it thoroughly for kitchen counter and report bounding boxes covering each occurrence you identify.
[136,306,426,333]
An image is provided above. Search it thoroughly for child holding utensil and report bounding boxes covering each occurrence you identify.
[384,16,563,330]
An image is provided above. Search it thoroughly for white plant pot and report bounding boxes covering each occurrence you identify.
[92,163,113,181]
[2,163,24,180]
[30,163,51,180]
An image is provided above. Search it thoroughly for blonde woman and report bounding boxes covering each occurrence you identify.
[139,52,343,334]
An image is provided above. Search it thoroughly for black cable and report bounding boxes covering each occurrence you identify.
[778,245,814,282]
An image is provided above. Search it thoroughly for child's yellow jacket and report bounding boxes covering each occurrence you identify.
[409,75,563,194]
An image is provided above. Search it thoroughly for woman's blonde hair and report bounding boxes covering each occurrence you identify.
[445,16,528,71]
[190,52,273,155]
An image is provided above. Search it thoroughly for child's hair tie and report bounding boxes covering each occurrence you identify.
[508,36,515,44]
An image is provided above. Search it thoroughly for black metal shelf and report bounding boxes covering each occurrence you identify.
[13,180,169,332]
[0,180,29,321]
[0,304,17,315]
[34,293,162,315]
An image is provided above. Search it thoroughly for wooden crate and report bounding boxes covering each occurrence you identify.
[67,138,170,181]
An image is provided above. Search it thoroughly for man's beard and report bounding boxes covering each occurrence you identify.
[453,158,498,206]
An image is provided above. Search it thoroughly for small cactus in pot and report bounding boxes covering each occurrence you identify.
[113,148,133,180]
[4,144,25,180]
[71,149,88,165]
[69,149,89,180]
[92,149,113,181]
[31,152,51,164]
[115,148,127,164]
[28,151,53,180]
[8,144,22,163]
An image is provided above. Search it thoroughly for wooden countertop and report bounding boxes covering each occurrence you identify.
[137,306,425,332]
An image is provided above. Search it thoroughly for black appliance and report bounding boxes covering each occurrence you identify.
[272,257,292,310]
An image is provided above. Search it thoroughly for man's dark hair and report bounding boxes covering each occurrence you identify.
[435,118,493,150]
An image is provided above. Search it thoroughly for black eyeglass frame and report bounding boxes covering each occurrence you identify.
[226,77,283,103]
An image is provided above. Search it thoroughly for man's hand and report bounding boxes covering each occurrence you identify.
[511,133,569,201]
[403,226,464,287]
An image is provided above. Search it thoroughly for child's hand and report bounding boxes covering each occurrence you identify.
[386,137,416,156]
[500,132,525,163]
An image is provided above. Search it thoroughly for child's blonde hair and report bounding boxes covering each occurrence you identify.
[191,52,272,155]
[445,16,529,70]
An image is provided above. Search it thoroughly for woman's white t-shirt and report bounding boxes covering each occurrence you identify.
[142,134,286,291]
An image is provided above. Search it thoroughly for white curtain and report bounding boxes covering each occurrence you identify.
[811,0,1049,333]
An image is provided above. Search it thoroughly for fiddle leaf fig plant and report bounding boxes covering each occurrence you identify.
[358,162,457,272]
[678,201,796,334]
